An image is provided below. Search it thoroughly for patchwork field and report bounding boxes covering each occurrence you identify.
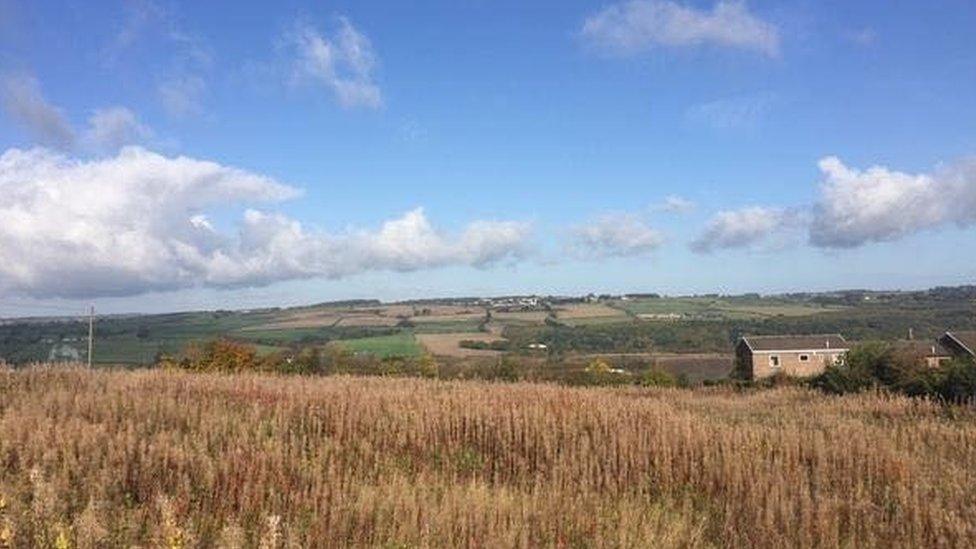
[554,303,630,325]
[335,333,423,358]
[417,332,505,357]
[491,310,551,323]
[1,367,974,548]
[5,288,973,368]
[616,296,846,320]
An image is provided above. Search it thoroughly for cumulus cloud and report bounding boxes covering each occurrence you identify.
[582,0,780,57]
[692,155,976,253]
[656,195,696,213]
[810,156,976,248]
[83,107,153,152]
[287,17,382,109]
[0,74,76,149]
[0,147,529,298]
[2,74,154,153]
[690,206,790,253]
[572,214,664,258]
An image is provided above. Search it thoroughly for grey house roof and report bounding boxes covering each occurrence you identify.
[944,331,976,357]
[894,339,954,357]
[740,334,848,352]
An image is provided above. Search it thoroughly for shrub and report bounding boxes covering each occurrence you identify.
[585,358,612,375]
[640,368,677,387]
[178,339,261,373]
[489,356,524,382]
[933,359,976,401]
[810,342,976,400]
[418,354,439,378]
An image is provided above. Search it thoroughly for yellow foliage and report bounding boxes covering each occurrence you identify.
[585,358,612,374]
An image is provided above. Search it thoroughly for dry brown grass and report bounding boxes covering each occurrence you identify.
[416,332,505,357]
[491,311,550,323]
[1,367,975,548]
[555,303,628,319]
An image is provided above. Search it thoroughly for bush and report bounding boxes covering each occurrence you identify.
[458,340,510,351]
[489,357,524,382]
[177,339,261,373]
[933,359,976,401]
[810,342,976,400]
[639,368,676,387]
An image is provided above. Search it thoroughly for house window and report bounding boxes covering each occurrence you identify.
[769,355,780,368]
[799,354,809,362]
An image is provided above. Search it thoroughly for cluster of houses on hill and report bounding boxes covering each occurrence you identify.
[736,331,976,379]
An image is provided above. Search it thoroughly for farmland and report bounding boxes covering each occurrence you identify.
[1,367,974,547]
[416,332,506,357]
[2,287,975,386]
[335,332,424,358]
[612,295,848,320]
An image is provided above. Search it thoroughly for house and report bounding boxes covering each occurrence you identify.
[893,339,955,368]
[735,334,848,379]
[940,331,976,360]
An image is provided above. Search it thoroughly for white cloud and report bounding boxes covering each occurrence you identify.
[656,195,696,213]
[83,107,153,152]
[810,156,976,248]
[2,74,154,153]
[0,74,76,149]
[582,0,780,57]
[287,17,382,109]
[572,214,664,258]
[692,155,976,253]
[691,206,790,253]
[0,147,530,298]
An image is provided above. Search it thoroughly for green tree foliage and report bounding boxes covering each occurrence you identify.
[640,368,677,388]
[811,342,976,400]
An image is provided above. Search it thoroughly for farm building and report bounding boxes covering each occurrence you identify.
[893,339,955,368]
[735,334,848,379]
[940,331,976,360]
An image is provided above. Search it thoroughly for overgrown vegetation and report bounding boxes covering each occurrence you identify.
[1,367,974,547]
[811,341,976,400]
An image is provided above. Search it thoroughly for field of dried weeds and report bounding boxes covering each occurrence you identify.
[1,367,975,547]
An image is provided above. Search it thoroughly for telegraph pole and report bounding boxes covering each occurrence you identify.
[87,305,94,368]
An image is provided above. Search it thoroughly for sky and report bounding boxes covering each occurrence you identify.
[0,0,974,316]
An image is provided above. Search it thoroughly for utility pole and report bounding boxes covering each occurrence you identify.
[87,305,94,368]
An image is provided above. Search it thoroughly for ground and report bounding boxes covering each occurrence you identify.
[416,332,505,357]
[3,289,974,380]
[335,332,424,358]
[1,367,974,548]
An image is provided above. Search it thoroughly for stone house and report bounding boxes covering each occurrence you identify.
[735,334,848,379]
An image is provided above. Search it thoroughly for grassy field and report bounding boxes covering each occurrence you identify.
[3,288,973,365]
[1,367,974,547]
[336,332,424,358]
[615,296,845,320]
[416,332,505,357]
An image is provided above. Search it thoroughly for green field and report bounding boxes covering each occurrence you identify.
[336,332,424,358]
[3,287,974,366]
[615,296,844,320]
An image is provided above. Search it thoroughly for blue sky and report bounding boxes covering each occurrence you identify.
[0,0,974,316]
